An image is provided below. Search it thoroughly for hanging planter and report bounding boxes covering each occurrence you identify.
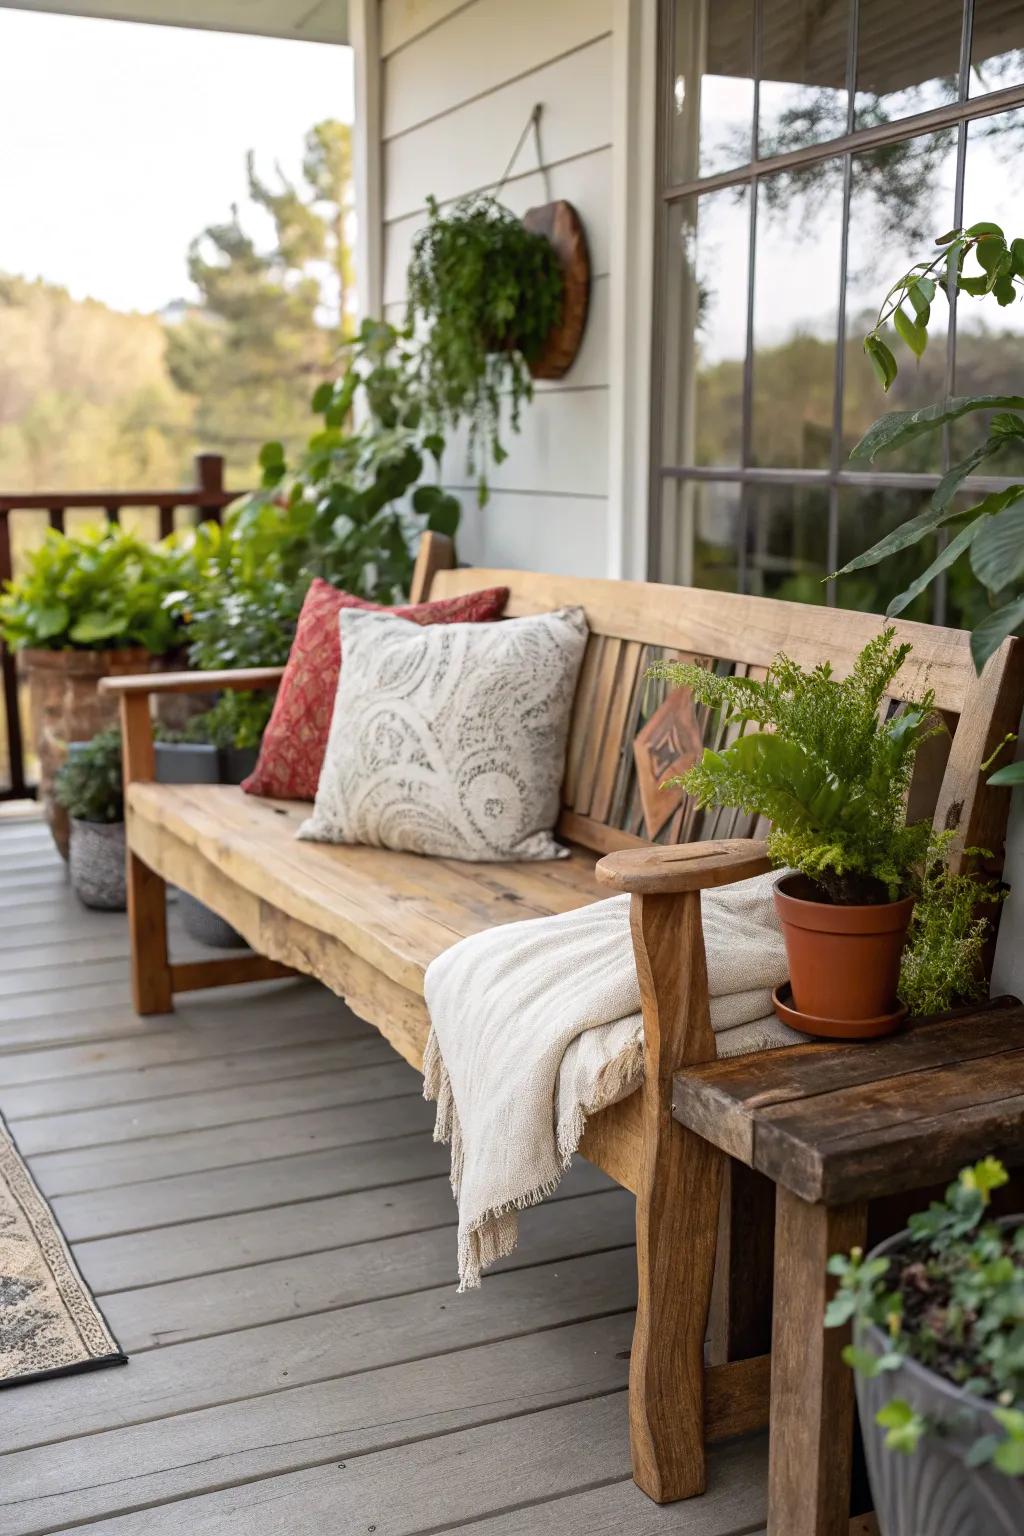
[406,111,590,499]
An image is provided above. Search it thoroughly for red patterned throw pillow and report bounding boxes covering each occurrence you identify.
[241,578,510,801]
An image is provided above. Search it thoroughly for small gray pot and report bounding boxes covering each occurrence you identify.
[154,740,258,949]
[856,1223,1024,1536]
[68,819,126,911]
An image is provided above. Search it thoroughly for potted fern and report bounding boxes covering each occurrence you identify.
[827,1159,1024,1535]
[652,629,997,1038]
[406,195,565,500]
[54,727,125,911]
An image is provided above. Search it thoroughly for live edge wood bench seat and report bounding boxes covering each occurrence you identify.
[103,531,1024,1511]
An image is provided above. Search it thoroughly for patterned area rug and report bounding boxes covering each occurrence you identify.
[0,1112,126,1387]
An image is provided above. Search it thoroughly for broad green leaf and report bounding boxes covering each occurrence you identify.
[850,396,1024,463]
[311,382,333,413]
[971,593,1024,673]
[935,229,959,245]
[913,275,936,305]
[976,235,1010,274]
[423,433,445,464]
[864,333,898,391]
[994,274,1017,306]
[967,221,1005,238]
[933,438,1006,514]
[1012,238,1024,277]
[426,495,461,538]
[69,610,128,643]
[970,494,1024,592]
[258,440,285,469]
[886,518,989,618]
[993,1437,1024,1476]
[893,306,927,358]
[832,475,1015,578]
[32,602,69,639]
[907,279,932,323]
[988,759,1024,787]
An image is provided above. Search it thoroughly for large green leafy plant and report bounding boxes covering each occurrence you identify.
[836,221,1024,721]
[0,524,183,653]
[827,1159,1024,1476]
[406,195,564,499]
[54,728,123,824]
[651,629,937,904]
[236,317,461,599]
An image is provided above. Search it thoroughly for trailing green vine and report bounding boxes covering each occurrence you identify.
[406,195,564,502]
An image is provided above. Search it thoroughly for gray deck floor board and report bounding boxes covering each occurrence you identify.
[0,818,766,1534]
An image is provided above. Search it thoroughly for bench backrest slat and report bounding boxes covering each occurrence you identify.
[414,536,1024,878]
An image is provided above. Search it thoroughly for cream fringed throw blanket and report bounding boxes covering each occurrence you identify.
[423,869,804,1289]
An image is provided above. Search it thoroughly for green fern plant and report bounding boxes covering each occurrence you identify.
[650,628,938,904]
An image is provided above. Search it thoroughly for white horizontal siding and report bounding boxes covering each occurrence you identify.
[382,0,611,139]
[377,0,615,574]
[453,490,609,577]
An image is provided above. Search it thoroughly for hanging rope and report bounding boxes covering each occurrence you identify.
[494,103,549,201]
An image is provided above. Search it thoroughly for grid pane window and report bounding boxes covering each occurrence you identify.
[655,0,1024,624]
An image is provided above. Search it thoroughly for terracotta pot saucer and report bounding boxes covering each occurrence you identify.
[772,982,908,1042]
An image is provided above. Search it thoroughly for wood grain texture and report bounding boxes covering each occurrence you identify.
[627,889,723,1502]
[767,1193,867,1536]
[597,839,772,894]
[524,200,591,381]
[101,667,284,696]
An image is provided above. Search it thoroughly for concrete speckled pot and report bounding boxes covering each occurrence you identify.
[68,819,126,910]
[856,1224,1024,1536]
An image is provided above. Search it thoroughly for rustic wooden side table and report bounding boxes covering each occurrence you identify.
[673,999,1024,1536]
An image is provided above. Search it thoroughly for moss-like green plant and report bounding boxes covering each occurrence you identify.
[898,853,1003,1016]
[406,195,564,499]
[54,728,123,824]
[827,1159,1024,1476]
[650,628,938,904]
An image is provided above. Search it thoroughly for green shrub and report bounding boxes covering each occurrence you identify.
[898,856,1003,1016]
[0,523,183,653]
[54,728,123,824]
[827,1159,1024,1475]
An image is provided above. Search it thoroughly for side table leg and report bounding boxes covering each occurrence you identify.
[768,1188,867,1536]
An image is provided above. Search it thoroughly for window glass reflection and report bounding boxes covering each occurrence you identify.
[843,128,958,473]
[751,158,844,469]
[663,190,750,469]
[671,0,755,181]
[744,485,829,601]
[854,0,962,128]
[660,480,743,590]
[834,490,936,623]
[758,0,850,155]
[970,0,1024,95]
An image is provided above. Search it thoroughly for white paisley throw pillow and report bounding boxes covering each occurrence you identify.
[297,605,589,861]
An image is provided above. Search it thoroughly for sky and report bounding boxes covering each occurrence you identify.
[0,7,353,314]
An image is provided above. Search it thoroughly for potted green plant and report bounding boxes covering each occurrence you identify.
[827,1159,1024,1535]
[835,219,1024,783]
[53,727,125,911]
[0,523,183,856]
[406,195,565,499]
[651,629,997,1038]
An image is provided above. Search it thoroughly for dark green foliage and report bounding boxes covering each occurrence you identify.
[650,629,937,903]
[234,318,461,602]
[898,855,1003,1017]
[406,195,564,500]
[0,524,184,654]
[835,220,1024,690]
[827,1160,1024,1475]
[54,728,123,824]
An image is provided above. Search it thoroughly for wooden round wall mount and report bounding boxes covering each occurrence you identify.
[522,199,590,380]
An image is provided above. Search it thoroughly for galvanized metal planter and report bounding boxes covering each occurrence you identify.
[856,1224,1024,1536]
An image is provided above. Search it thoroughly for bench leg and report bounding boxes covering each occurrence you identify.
[628,888,723,1503]
[127,850,173,1015]
[707,1160,776,1364]
[768,1189,867,1536]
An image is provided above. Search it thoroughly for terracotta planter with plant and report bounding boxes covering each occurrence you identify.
[0,523,183,856]
[54,727,126,910]
[827,1159,1024,1535]
[649,629,1000,1039]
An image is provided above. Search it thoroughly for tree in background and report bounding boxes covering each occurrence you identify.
[166,120,354,480]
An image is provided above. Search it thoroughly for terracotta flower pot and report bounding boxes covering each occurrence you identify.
[19,646,155,859]
[773,873,914,1038]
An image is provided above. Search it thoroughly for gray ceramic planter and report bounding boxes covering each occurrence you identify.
[856,1224,1024,1536]
[154,741,258,949]
[68,819,126,911]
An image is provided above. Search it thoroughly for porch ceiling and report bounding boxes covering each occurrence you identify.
[0,0,347,44]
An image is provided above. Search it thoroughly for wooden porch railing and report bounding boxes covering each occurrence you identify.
[0,453,238,801]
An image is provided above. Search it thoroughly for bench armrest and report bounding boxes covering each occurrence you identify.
[596,838,772,895]
[99,667,284,697]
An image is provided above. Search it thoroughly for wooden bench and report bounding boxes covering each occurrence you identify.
[103,532,1024,1506]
